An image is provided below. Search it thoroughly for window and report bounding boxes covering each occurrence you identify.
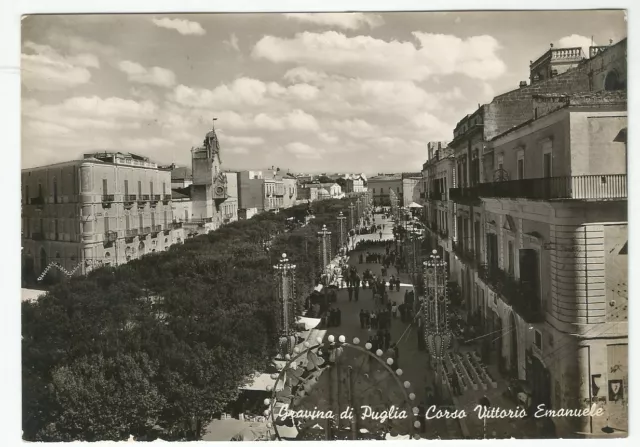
[517,149,525,180]
[38,183,43,198]
[53,178,58,204]
[124,180,129,196]
[542,139,553,178]
[534,330,542,350]
[103,179,108,195]
[125,215,130,231]
[184,210,188,221]
[497,154,504,171]
[138,180,142,196]
[150,181,154,196]
[508,240,515,275]
[139,213,143,230]
[104,215,109,232]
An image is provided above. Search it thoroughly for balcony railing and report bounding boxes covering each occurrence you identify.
[150,194,161,206]
[139,226,151,236]
[125,229,139,238]
[138,194,150,206]
[30,196,45,208]
[452,175,627,202]
[449,187,481,205]
[104,230,117,243]
[124,194,136,208]
[478,264,544,323]
[102,194,115,206]
[162,194,172,203]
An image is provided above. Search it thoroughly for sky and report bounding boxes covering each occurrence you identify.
[20,11,626,174]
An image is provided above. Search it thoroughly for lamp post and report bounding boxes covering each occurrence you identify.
[317,225,332,285]
[356,198,362,224]
[423,250,451,403]
[337,212,346,251]
[274,253,297,359]
[348,203,356,231]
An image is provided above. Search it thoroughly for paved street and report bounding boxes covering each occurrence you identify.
[323,213,543,439]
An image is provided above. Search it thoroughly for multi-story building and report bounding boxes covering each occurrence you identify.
[171,166,192,189]
[402,173,422,207]
[438,39,627,437]
[345,175,366,193]
[368,174,403,206]
[282,174,298,209]
[22,152,176,281]
[237,170,266,212]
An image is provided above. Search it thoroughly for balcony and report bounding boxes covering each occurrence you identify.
[101,194,115,207]
[477,264,544,323]
[437,228,449,240]
[452,242,477,267]
[32,232,44,240]
[162,194,172,204]
[171,221,183,229]
[151,225,162,237]
[30,196,45,209]
[139,226,151,236]
[150,194,161,206]
[163,226,171,235]
[125,229,139,241]
[124,194,136,209]
[453,175,627,202]
[104,230,117,245]
[449,187,481,205]
[137,195,150,208]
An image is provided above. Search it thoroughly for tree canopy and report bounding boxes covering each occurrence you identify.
[22,198,357,441]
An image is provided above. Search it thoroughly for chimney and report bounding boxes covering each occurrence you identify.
[550,43,554,48]
[519,81,527,88]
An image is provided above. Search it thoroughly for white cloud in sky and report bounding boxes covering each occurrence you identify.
[152,17,206,36]
[285,142,321,159]
[253,31,506,81]
[223,136,264,146]
[121,137,175,150]
[558,34,593,57]
[118,61,177,88]
[283,13,384,30]
[224,33,240,51]
[21,41,99,91]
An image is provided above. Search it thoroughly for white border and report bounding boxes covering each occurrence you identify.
[1,2,636,447]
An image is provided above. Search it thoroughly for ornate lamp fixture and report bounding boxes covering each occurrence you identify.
[348,203,356,230]
[422,250,452,399]
[317,224,332,274]
[274,253,298,358]
[337,212,347,249]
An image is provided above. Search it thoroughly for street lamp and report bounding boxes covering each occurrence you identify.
[317,224,332,284]
[274,253,298,359]
[349,203,356,231]
[356,198,362,223]
[337,212,346,251]
[423,249,451,402]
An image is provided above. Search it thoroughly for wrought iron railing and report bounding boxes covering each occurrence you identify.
[102,194,115,203]
[126,229,139,238]
[477,263,543,323]
[32,232,44,240]
[30,196,45,208]
[451,174,626,202]
[163,194,172,203]
[104,230,117,243]
[171,221,183,229]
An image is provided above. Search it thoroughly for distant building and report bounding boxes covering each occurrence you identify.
[346,175,366,193]
[368,174,403,206]
[401,173,422,207]
[171,166,192,189]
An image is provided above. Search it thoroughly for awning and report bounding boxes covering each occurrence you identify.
[297,316,321,330]
[407,202,423,208]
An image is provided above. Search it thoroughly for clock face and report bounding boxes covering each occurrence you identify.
[215,186,225,196]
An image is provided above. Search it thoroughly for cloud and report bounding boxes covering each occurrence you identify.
[558,34,592,57]
[152,17,206,36]
[253,31,506,81]
[23,96,157,131]
[121,137,175,150]
[224,33,240,51]
[286,109,319,131]
[170,77,269,109]
[332,118,377,138]
[21,41,99,91]
[284,67,327,84]
[227,146,250,155]
[223,136,264,146]
[283,13,384,30]
[285,142,321,159]
[118,60,177,88]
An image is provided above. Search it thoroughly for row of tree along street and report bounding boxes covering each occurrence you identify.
[22,198,354,441]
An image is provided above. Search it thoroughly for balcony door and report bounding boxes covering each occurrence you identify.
[486,233,498,271]
[519,249,541,311]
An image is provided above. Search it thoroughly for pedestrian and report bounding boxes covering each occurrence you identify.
[392,302,398,318]
[336,308,341,326]
[371,311,377,329]
[396,277,401,292]
[359,310,365,329]
[348,285,353,302]
[364,310,370,329]
[451,372,461,396]
[379,231,383,240]
[392,343,400,368]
